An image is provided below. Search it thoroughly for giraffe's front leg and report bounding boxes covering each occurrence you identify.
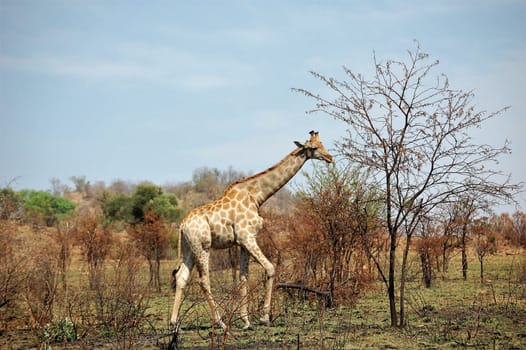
[240,234,274,326]
[259,264,274,326]
[196,249,227,330]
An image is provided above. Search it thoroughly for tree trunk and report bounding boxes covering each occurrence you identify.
[442,244,449,273]
[329,238,339,307]
[388,233,397,327]
[155,259,161,292]
[420,250,432,288]
[59,241,69,292]
[399,233,413,327]
[462,247,468,281]
[479,257,484,284]
[89,263,102,290]
[148,259,160,291]
[461,225,468,281]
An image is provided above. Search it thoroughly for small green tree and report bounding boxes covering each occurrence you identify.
[100,184,182,224]
[99,192,133,223]
[130,183,163,223]
[100,183,181,290]
[129,184,181,290]
[146,194,182,222]
[20,190,75,226]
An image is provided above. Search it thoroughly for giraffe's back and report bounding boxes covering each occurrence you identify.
[180,187,262,250]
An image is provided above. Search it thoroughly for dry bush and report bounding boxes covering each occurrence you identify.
[93,240,150,346]
[281,209,372,307]
[0,220,31,328]
[1,221,79,346]
[74,213,112,289]
[517,257,526,309]
[128,211,170,292]
[278,165,380,307]
[55,221,74,292]
[55,239,152,349]
[414,234,443,288]
[508,212,526,248]
[0,188,20,221]
[258,208,286,276]
[22,227,62,332]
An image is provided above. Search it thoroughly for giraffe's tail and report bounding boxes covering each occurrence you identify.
[171,226,183,290]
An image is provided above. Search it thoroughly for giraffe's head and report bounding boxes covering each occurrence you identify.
[294,131,333,163]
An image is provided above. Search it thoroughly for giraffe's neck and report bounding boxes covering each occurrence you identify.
[229,148,307,206]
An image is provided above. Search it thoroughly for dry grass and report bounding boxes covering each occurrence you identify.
[151,250,526,349]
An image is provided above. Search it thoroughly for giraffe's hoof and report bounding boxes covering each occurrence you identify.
[259,315,270,326]
[170,319,181,334]
[241,321,252,330]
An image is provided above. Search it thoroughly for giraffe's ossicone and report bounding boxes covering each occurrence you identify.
[170,131,333,330]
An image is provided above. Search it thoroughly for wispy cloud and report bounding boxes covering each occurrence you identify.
[114,44,252,89]
[0,44,256,91]
[0,54,153,80]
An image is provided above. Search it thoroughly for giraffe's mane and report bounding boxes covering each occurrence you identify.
[224,147,301,192]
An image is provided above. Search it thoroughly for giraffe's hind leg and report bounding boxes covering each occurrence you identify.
[170,250,194,327]
[196,249,226,330]
[239,247,251,329]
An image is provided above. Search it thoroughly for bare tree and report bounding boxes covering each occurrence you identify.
[69,175,90,198]
[49,178,70,197]
[511,211,526,247]
[55,221,74,292]
[295,43,521,327]
[414,217,442,288]
[74,214,112,289]
[436,203,461,272]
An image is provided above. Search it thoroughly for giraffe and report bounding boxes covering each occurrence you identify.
[170,131,333,330]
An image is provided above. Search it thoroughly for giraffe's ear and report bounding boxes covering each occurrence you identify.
[294,141,305,149]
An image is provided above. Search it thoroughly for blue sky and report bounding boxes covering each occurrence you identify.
[1,1,525,211]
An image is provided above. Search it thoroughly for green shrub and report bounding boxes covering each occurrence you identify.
[44,317,77,343]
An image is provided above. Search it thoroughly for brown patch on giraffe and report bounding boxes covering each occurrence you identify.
[221,199,231,210]
[235,191,245,201]
[241,196,251,208]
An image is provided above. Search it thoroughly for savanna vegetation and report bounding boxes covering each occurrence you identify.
[1,45,525,349]
[1,167,525,349]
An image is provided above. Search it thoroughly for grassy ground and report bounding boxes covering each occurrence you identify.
[1,248,525,349]
[153,250,526,349]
